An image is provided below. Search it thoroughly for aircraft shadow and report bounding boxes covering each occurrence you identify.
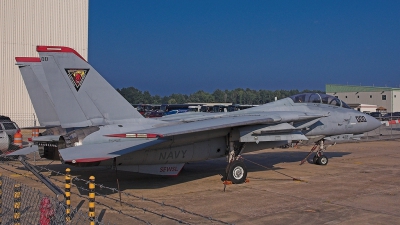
[2,149,350,195]
[46,150,350,195]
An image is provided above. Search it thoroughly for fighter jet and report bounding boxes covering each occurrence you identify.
[10,46,382,184]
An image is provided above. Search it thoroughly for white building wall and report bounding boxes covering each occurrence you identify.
[332,91,394,112]
[392,91,400,112]
[0,0,88,127]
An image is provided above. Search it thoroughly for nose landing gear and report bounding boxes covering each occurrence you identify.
[313,153,328,165]
[300,140,335,166]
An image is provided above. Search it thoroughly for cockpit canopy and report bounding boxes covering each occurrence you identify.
[289,93,351,109]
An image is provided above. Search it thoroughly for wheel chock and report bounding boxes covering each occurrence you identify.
[222,179,249,185]
[223,180,232,185]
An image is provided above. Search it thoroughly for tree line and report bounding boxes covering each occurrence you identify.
[116,87,324,105]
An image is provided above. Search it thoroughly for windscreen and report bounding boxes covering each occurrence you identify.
[290,93,322,104]
[289,93,351,108]
[341,100,351,109]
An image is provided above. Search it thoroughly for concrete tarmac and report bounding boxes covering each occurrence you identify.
[1,139,400,224]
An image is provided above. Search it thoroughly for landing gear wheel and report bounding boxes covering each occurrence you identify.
[228,161,247,184]
[316,155,328,166]
[313,155,319,164]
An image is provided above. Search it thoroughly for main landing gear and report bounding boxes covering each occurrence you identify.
[300,140,335,166]
[227,160,247,184]
[222,141,249,184]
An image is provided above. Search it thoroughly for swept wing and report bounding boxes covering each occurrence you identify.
[109,111,327,137]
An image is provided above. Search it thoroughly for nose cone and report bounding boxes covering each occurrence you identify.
[365,114,382,131]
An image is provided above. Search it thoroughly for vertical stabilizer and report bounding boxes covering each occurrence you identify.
[15,57,60,126]
[36,46,143,128]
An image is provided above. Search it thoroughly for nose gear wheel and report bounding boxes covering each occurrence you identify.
[300,140,335,165]
[316,155,328,165]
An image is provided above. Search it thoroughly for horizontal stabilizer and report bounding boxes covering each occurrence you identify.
[21,125,60,130]
[7,145,38,156]
[59,139,165,163]
[32,135,61,142]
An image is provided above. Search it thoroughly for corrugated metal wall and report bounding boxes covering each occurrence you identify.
[0,0,88,127]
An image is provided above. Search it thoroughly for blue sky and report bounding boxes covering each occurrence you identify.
[88,0,400,96]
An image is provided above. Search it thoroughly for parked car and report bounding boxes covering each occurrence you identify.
[381,112,400,121]
[163,109,189,116]
[0,130,10,151]
[144,110,164,118]
[0,116,20,146]
[369,112,383,120]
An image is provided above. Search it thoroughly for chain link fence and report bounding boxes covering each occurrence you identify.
[0,123,399,224]
[364,122,400,140]
[0,153,233,225]
[0,174,111,225]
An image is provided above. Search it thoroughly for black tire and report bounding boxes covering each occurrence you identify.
[313,155,319,164]
[316,155,328,166]
[228,161,247,184]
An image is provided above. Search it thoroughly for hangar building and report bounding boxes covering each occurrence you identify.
[326,84,400,113]
[0,0,88,127]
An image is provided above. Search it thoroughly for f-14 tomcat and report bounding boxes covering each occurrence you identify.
[10,46,382,184]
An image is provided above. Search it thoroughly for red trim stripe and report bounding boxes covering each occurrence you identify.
[146,133,163,138]
[15,57,41,62]
[69,157,111,163]
[36,46,87,62]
